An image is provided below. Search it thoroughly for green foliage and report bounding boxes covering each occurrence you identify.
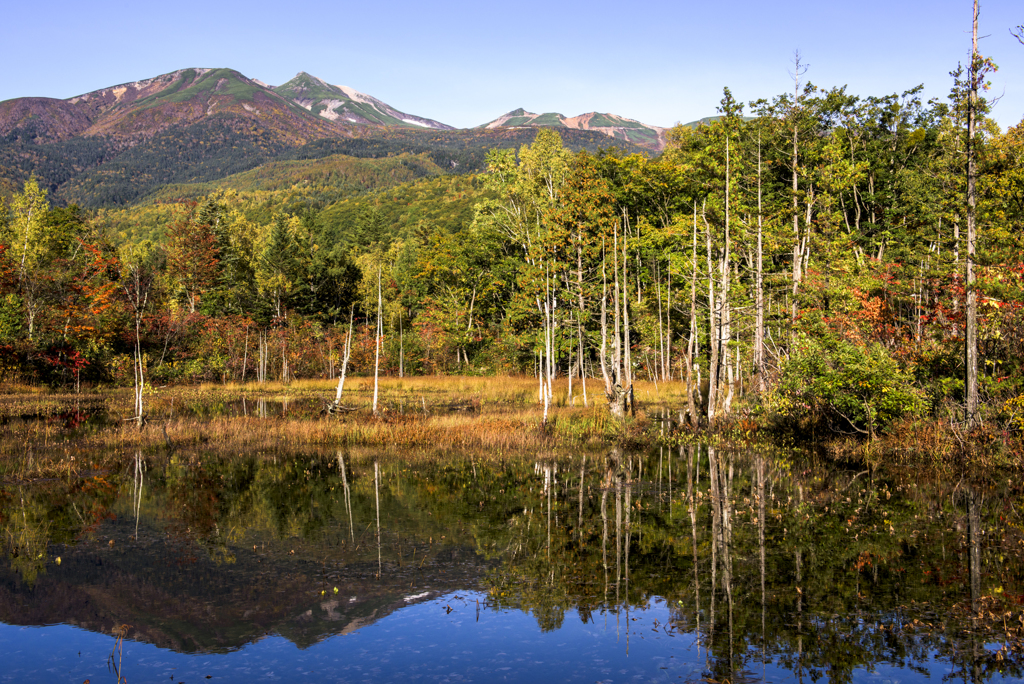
[0,293,22,342]
[527,113,565,126]
[3,62,1024,453]
[773,332,926,437]
[587,113,641,129]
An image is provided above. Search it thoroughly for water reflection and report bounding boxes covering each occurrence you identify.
[0,447,1021,682]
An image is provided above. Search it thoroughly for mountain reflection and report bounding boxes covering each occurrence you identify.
[1,446,1022,681]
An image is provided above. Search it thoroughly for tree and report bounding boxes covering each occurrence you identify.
[166,200,221,314]
[256,215,300,320]
[5,178,51,340]
[117,241,160,428]
[964,0,997,431]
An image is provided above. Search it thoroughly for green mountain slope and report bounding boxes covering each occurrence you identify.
[0,69,654,208]
[0,68,345,205]
[479,109,668,151]
[273,72,452,130]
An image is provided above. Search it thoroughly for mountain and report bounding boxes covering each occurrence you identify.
[273,72,453,130]
[0,68,338,145]
[480,108,667,151]
[679,115,755,128]
[0,69,655,207]
[0,501,494,653]
[0,68,350,204]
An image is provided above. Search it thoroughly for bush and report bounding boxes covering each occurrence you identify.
[770,332,926,439]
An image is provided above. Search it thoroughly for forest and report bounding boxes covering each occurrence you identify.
[2,52,1022,452]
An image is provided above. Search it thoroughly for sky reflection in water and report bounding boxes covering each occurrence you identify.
[0,595,960,683]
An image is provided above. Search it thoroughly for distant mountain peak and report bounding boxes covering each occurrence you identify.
[273,72,453,130]
[479,109,667,151]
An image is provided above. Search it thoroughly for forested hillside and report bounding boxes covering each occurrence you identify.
[0,64,653,209]
[0,122,646,209]
[2,65,1022,442]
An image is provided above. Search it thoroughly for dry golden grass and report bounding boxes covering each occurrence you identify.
[188,374,687,407]
[0,375,669,476]
[0,382,48,396]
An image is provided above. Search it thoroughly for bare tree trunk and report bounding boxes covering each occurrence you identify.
[965,0,980,431]
[600,242,612,397]
[542,268,552,426]
[567,312,574,401]
[790,53,805,344]
[120,266,150,429]
[134,313,144,429]
[280,332,289,385]
[332,305,355,408]
[686,203,699,427]
[373,267,382,416]
[721,136,733,416]
[241,325,249,383]
[609,228,628,419]
[574,241,588,408]
[665,263,672,382]
[755,134,766,394]
[622,212,633,411]
[537,352,542,403]
[656,264,665,381]
[546,265,554,409]
[258,329,266,385]
[704,201,718,424]
[613,223,622,388]
[601,227,630,419]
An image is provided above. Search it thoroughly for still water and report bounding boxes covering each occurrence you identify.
[1,445,1022,682]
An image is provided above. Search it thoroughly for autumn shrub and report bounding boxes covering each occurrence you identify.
[1003,394,1024,434]
[106,353,142,387]
[769,331,926,439]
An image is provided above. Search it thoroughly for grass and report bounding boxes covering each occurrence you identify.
[0,375,678,478]
[5,374,1018,480]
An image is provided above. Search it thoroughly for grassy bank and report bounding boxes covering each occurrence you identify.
[3,374,1018,480]
[0,375,676,479]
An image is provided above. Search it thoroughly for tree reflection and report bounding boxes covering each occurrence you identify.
[0,446,1020,680]
[3,487,50,586]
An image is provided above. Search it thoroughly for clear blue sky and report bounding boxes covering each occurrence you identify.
[2,0,1022,130]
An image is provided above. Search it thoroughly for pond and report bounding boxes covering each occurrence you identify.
[1,444,1022,683]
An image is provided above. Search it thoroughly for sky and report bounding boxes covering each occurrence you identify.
[2,0,1022,131]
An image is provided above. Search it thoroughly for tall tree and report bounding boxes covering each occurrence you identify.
[117,241,160,428]
[5,179,50,340]
[166,200,221,314]
[964,0,997,431]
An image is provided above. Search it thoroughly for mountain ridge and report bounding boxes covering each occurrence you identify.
[480,108,667,151]
[272,72,454,131]
[0,67,664,206]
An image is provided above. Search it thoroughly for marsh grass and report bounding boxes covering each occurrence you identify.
[823,416,1024,473]
[0,392,106,419]
[0,375,669,478]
